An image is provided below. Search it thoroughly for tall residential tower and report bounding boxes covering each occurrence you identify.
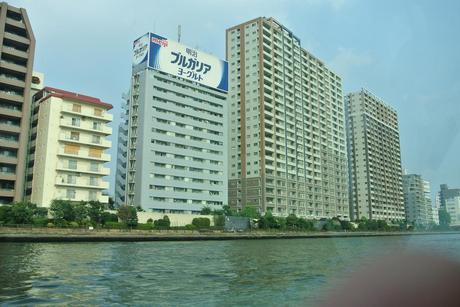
[402,174,433,227]
[227,17,349,219]
[0,2,35,204]
[346,89,404,221]
[126,32,228,213]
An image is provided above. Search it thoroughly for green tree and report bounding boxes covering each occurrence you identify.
[101,212,118,225]
[50,199,75,223]
[286,214,299,230]
[200,206,212,215]
[222,205,235,216]
[87,201,105,225]
[117,205,138,227]
[10,202,39,224]
[192,217,211,228]
[0,205,13,224]
[439,209,451,229]
[297,218,315,231]
[73,202,88,224]
[108,197,115,210]
[258,212,278,229]
[239,205,260,219]
[154,215,171,229]
[214,215,225,227]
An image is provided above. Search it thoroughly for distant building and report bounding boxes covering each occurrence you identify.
[0,2,35,204]
[226,17,349,219]
[439,184,460,210]
[403,174,433,227]
[126,32,228,214]
[25,87,113,206]
[114,92,129,207]
[445,196,460,227]
[432,204,439,225]
[346,89,405,221]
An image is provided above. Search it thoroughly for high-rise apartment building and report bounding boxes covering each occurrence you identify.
[115,92,129,207]
[346,89,405,221]
[403,174,433,227]
[25,87,112,206]
[446,196,460,227]
[0,2,35,204]
[438,184,460,210]
[226,17,349,219]
[126,32,228,213]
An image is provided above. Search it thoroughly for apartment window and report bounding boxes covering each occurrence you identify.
[72,104,81,112]
[89,176,98,186]
[92,135,101,144]
[90,161,99,172]
[66,189,76,199]
[89,190,97,201]
[68,159,77,169]
[70,131,79,141]
[92,121,101,131]
[89,147,102,158]
[94,108,102,116]
[71,117,80,127]
[67,175,76,184]
[64,144,80,155]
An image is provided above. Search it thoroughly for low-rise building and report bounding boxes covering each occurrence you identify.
[25,87,113,206]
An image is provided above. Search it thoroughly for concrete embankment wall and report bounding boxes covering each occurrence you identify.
[1,228,459,242]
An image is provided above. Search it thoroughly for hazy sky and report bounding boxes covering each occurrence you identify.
[10,0,460,200]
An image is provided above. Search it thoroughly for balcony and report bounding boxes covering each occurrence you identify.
[56,165,110,176]
[0,155,17,164]
[0,72,25,88]
[0,123,20,133]
[0,188,15,197]
[59,133,111,149]
[0,171,16,181]
[0,59,27,74]
[0,138,19,149]
[3,31,30,45]
[0,88,23,103]
[2,45,28,59]
[55,177,110,190]
[57,149,111,162]
[6,17,25,29]
[59,119,112,135]
[61,106,113,122]
[0,106,22,118]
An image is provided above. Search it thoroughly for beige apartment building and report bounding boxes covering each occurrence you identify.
[25,87,112,206]
[0,2,35,204]
[227,17,349,219]
[346,89,405,221]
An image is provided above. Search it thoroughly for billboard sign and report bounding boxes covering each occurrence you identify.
[132,33,228,92]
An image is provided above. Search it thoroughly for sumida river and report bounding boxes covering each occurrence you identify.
[1,234,460,306]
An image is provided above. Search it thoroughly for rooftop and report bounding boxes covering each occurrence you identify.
[35,86,113,110]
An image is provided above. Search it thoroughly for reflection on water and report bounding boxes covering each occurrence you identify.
[0,234,459,306]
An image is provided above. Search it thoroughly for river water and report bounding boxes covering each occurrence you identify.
[1,234,460,306]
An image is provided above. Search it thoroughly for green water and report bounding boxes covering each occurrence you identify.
[1,234,460,306]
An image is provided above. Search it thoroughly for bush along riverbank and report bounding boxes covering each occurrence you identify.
[0,202,455,233]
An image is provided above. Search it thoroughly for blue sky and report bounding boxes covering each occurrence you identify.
[10,0,460,200]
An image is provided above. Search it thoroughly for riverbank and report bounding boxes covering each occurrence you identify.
[1,227,458,242]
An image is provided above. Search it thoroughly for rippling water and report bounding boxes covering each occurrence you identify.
[1,234,460,306]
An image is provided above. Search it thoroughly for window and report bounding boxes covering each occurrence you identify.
[64,144,80,155]
[67,175,76,184]
[94,108,102,116]
[66,189,76,199]
[71,117,80,127]
[89,190,97,201]
[92,121,101,130]
[68,159,77,169]
[89,147,102,158]
[72,104,81,112]
[90,161,99,172]
[70,131,79,141]
[92,135,101,144]
[89,176,98,186]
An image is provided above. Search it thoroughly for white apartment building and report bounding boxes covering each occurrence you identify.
[126,32,228,214]
[25,87,112,206]
[346,89,405,221]
[446,196,460,227]
[227,17,349,219]
[403,174,433,227]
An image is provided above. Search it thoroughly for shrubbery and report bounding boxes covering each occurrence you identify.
[192,217,211,228]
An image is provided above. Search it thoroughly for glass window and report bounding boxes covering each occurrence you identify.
[68,159,77,169]
[66,189,76,199]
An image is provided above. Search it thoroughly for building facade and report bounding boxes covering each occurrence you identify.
[402,174,433,227]
[438,184,460,210]
[126,33,228,214]
[346,89,405,221]
[226,17,349,219]
[25,87,112,206]
[446,196,460,227]
[0,2,35,204]
[114,92,129,207]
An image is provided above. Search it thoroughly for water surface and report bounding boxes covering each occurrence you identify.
[1,234,460,306]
